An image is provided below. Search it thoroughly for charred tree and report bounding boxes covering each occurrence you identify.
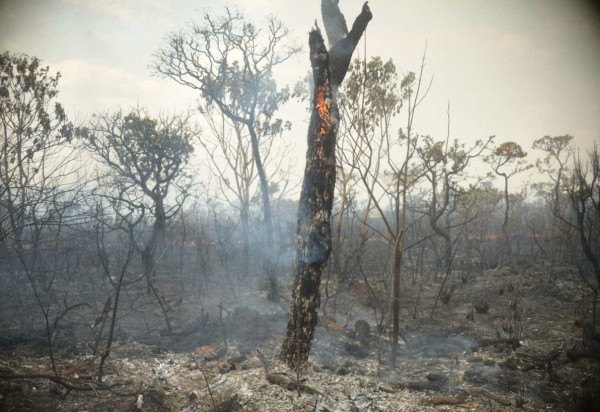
[281,0,372,369]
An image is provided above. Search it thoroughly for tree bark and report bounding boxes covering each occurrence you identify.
[332,180,347,280]
[389,230,404,365]
[240,202,251,269]
[247,122,280,298]
[501,174,512,259]
[142,199,167,286]
[247,123,275,247]
[280,1,372,369]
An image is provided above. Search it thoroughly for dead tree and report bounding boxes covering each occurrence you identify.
[549,142,600,332]
[417,132,492,272]
[339,55,423,367]
[153,10,300,297]
[78,109,195,334]
[485,141,532,259]
[95,204,139,381]
[280,0,372,369]
[78,109,194,285]
[198,105,292,280]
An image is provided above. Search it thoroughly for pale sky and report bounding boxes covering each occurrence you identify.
[1,0,599,189]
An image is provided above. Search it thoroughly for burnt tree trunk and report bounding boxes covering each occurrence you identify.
[501,173,513,260]
[281,1,372,369]
[247,123,279,300]
[390,231,404,366]
[142,198,167,283]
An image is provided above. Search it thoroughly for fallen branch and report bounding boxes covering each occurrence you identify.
[393,374,448,392]
[394,380,446,392]
[566,346,600,361]
[51,302,92,340]
[70,342,129,371]
[423,387,512,407]
[378,385,396,394]
[265,372,321,396]
[256,350,320,396]
[465,387,512,406]
[0,370,116,392]
[192,358,216,411]
[477,337,520,350]
[0,366,140,396]
[428,392,468,406]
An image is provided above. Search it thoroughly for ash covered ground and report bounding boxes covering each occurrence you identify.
[1,260,599,411]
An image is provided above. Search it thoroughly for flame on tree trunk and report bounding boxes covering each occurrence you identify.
[315,86,331,137]
[281,1,372,370]
[280,29,336,368]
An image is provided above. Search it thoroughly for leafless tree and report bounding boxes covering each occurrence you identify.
[485,141,532,259]
[416,132,492,272]
[564,144,600,331]
[153,9,301,294]
[198,104,292,280]
[78,109,195,333]
[531,135,575,269]
[536,136,599,331]
[455,183,504,270]
[93,196,141,381]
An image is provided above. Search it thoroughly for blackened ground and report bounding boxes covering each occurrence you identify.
[1,260,599,411]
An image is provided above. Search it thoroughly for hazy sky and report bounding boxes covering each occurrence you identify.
[1,0,599,183]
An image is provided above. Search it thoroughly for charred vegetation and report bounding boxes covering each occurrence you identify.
[0,2,599,412]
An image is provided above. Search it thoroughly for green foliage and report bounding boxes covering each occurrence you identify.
[485,140,532,177]
[153,9,301,140]
[494,141,527,159]
[0,51,72,163]
[533,135,574,175]
[0,52,73,248]
[77,109,195,202]
[533,135,573,156]
[341,57,402,133]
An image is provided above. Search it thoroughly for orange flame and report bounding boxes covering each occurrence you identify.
[315,85,330,136]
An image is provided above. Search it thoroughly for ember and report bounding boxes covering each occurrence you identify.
[315,85,330,136]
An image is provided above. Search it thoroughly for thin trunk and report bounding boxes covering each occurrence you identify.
[502,175,512,259]
[390,122,411,366]
[389,230,404,366]
[178,211,187,295]
[430,217,452,269]
[98,244,133,381]
[143,199,166,288]
[444,235,452,271]
[593,288,598,333]
[247,124,278,298]
[247,123,274,244]
[333,178,348,280]
[240,203,251,271]
[143,199,173,332]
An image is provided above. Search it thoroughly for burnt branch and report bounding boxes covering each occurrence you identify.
[327,2,372,87]
[321,0,348,48]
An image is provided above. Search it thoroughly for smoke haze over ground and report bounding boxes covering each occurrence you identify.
[0,1,599,411]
